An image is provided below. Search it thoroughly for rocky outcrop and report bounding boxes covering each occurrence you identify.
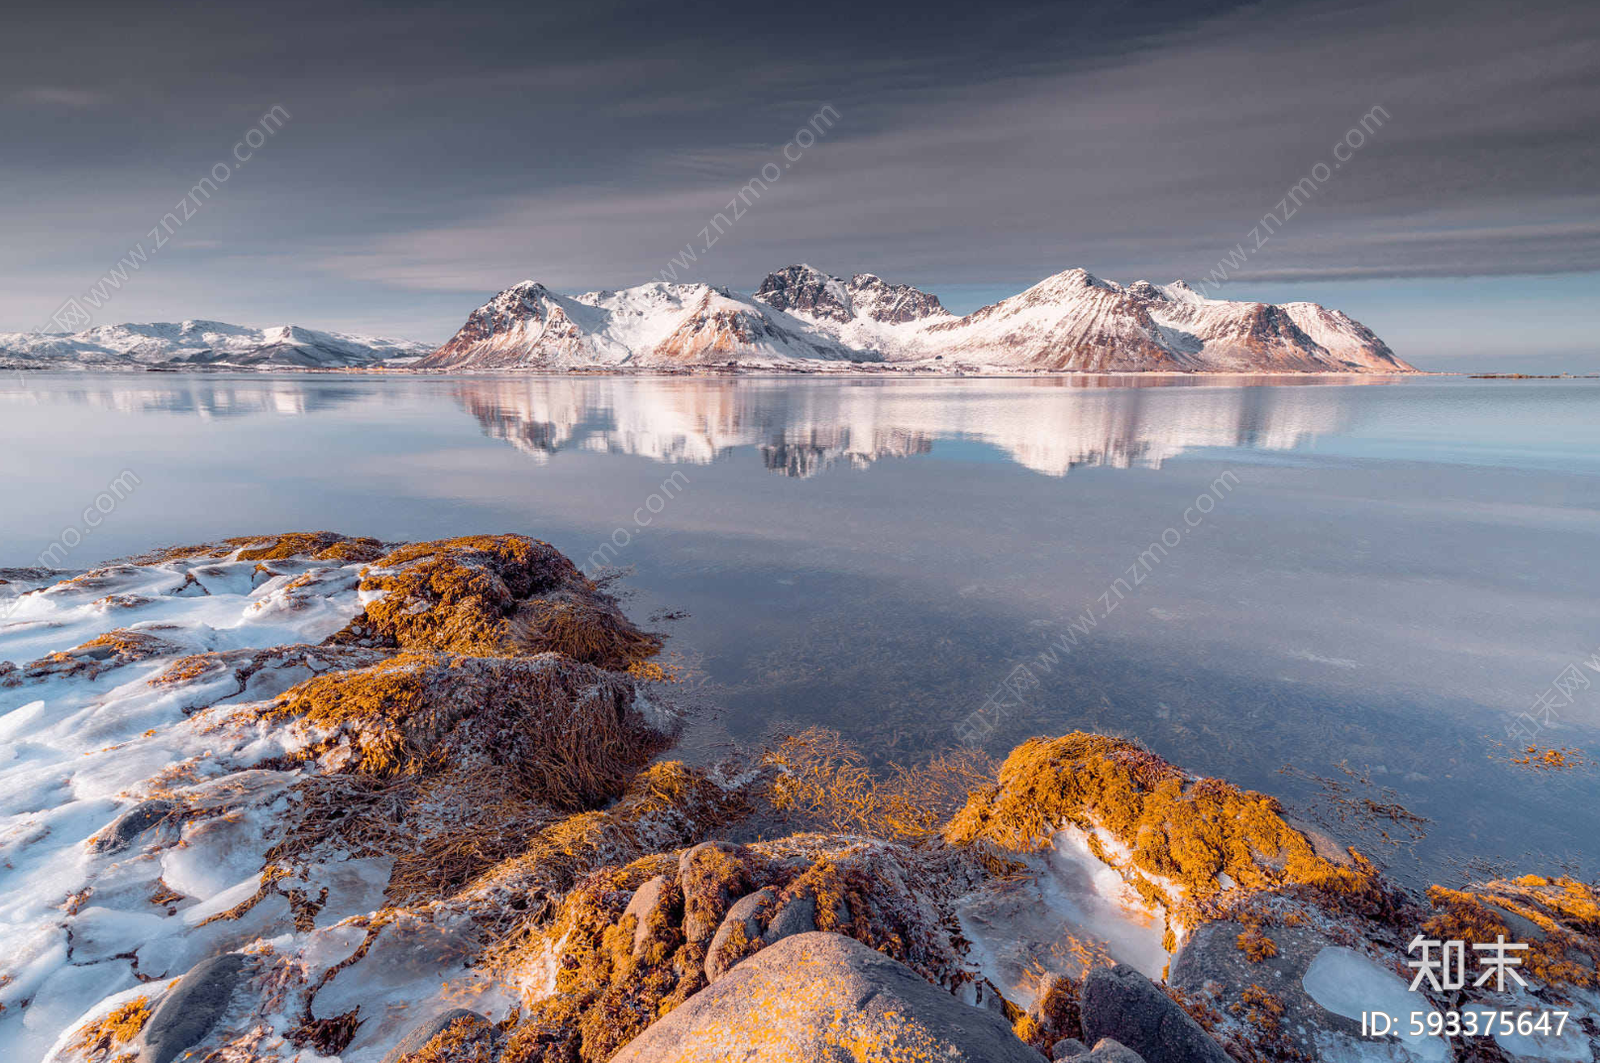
[1169,921,1364,1061]
[609,932,1042,1063]
[944,733,1401,950]
[753,264,858,322]
[753,265,949,325]
[845,272,950,323]
[1079,964,1233,1063]
[20,533,1599,1063]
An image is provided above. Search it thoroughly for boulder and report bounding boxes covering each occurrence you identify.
[1057,1038,1149,1062]
[137,952,251,1063]
[622,874,671,957]
[705,886,779,982]
[1079,963,1233,1063]
[610,932,1041,1063]
[1168,920,1366,1060]
[762,894,818,944]
[380,1008,493,1063]
[88,799,176,855]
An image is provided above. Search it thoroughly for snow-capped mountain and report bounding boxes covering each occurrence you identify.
[422,264,1412,373]
[0,320,431,370]
[420,281,868,369]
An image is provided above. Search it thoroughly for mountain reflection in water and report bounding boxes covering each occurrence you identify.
[448,374,1394,477]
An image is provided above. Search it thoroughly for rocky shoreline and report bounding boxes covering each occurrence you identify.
[0,534,1594,1063]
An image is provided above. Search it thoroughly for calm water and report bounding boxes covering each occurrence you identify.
[2,372,1598,885]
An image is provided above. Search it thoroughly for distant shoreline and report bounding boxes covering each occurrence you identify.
[0,363,1449,378]
[6,362,1596,379]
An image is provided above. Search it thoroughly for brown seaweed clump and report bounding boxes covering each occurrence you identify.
[944,734,1400,944]
[1423,875,1600,990]
[460,760,756,922]
[761,726,994,841]
[262,651,665,805]
[130,531,386,565]
[69,996,151,1062]
[334,535,661,668]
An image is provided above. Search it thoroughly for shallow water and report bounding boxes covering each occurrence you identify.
[2,372,1597,885]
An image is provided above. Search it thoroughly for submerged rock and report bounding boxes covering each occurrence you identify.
[609,932,1041,1063]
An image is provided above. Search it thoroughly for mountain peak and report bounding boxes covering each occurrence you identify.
[754,264,855,323]
[1022,267,1117,297]
[846,272,949,324]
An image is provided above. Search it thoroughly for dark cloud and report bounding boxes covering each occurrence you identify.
[1,0,1595,355]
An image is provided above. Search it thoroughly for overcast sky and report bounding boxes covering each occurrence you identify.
[3,0,1596,369]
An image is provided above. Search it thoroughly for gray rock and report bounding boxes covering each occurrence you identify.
[1079,964,1232,1063]
[380,1008,492,1063]
[762,894,818,944]
[622,874,671,956]
[1053,1036,1088,1059]
[137,952,251,1063]
[611,932,1041,1063]
[705,886,779,982]
[1169,920,1364,1060]
[88,799,176,855]
[1053,1036,1146,1062]
[1087,1038,1146,1063]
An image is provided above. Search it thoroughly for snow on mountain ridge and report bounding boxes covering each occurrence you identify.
[0,319,430,370]
[421,274,874,369]
[398,264,1416,373]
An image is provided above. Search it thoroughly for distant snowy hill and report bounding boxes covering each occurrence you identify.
[421,264,1412,373]
[0,320,431,370]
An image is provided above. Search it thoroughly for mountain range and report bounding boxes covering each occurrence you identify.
[0,265,1412,374]
[0,320,429,370]
[419,264,1412,373]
